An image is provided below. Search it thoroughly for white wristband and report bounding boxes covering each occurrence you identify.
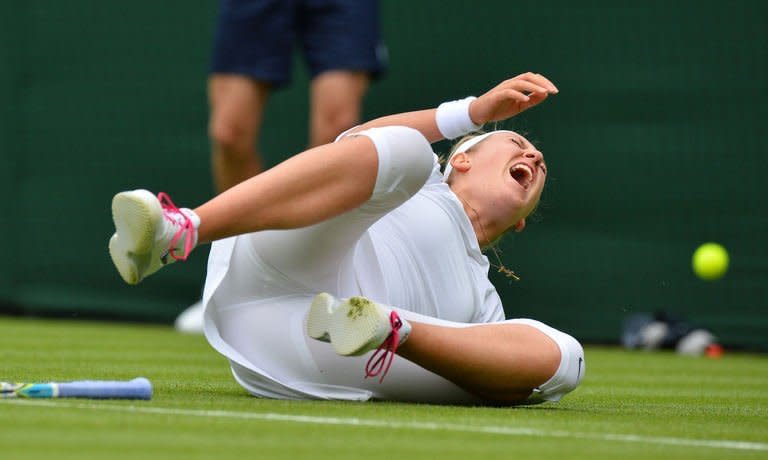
[435,96,482,140]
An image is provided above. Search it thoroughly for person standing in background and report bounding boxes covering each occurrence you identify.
[176,0,386,332]
[208,0,387,192]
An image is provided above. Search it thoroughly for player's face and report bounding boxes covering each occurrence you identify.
[461,132,547,231]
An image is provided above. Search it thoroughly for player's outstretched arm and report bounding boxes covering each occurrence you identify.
[344,72,558,143]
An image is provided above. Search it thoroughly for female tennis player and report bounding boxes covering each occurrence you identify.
[108,72,584,405]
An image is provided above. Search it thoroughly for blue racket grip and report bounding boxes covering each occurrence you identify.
[57,378,152,400]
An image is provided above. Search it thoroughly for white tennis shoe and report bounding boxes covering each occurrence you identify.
[108,189,199,285]
[307,293,411,381]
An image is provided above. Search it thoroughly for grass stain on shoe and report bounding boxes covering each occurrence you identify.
[347,297,371,319]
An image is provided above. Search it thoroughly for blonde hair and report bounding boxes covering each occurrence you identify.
[441,131,489,184]
[441,132,486,162]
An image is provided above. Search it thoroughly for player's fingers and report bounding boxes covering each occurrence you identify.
[512,72,559,93]
[525,90,550,105]
[496,88,531,103]
[502,78,550,96]
[528,73,559,93]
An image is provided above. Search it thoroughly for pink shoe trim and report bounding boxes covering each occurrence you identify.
[364,311,403,383]
[157,192,195,261]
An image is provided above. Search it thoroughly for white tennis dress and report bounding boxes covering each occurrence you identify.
[202,126,584,404]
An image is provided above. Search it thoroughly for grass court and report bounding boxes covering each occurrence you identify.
[1,316,766,459]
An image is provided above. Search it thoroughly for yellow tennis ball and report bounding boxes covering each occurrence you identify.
[692,242,729,281]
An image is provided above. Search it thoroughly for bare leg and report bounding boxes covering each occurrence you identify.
[309,71,370,147]
[398,322,561,404]
[200,71,375,242]
[397,322,561,404]
[307,294,564,405]
[208,75,269,193]
[194,135,378,244]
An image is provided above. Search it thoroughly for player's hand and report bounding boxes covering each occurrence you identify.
[469,72,558,125]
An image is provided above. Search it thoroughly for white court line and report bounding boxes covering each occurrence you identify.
[3,399,767,452]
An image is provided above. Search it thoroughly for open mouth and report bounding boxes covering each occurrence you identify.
[509,163,534,190]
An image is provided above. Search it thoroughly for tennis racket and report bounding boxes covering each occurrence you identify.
[0,377,152,400]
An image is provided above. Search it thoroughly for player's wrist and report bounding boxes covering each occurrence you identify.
[435,96,483,139]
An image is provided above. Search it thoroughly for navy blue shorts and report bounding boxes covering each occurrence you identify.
[210,0,387,88]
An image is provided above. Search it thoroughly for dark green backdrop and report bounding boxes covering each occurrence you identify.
[1,1,766,350]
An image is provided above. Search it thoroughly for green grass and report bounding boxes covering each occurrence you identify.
[1,316,766,459]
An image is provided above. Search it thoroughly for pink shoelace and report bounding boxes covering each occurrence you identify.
[157,192,195,262]
[364,311,403,383]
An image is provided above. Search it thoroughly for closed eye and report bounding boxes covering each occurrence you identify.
[508,137,524,148]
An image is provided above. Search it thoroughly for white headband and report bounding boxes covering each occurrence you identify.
[442,130,515,182]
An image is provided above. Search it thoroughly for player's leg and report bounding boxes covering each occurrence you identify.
[308,294,585,405]
[110,135,376,285]
[397,321,563,404]
[208,76,269,192]
[195,134,378,243]
[109,126,433,284]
